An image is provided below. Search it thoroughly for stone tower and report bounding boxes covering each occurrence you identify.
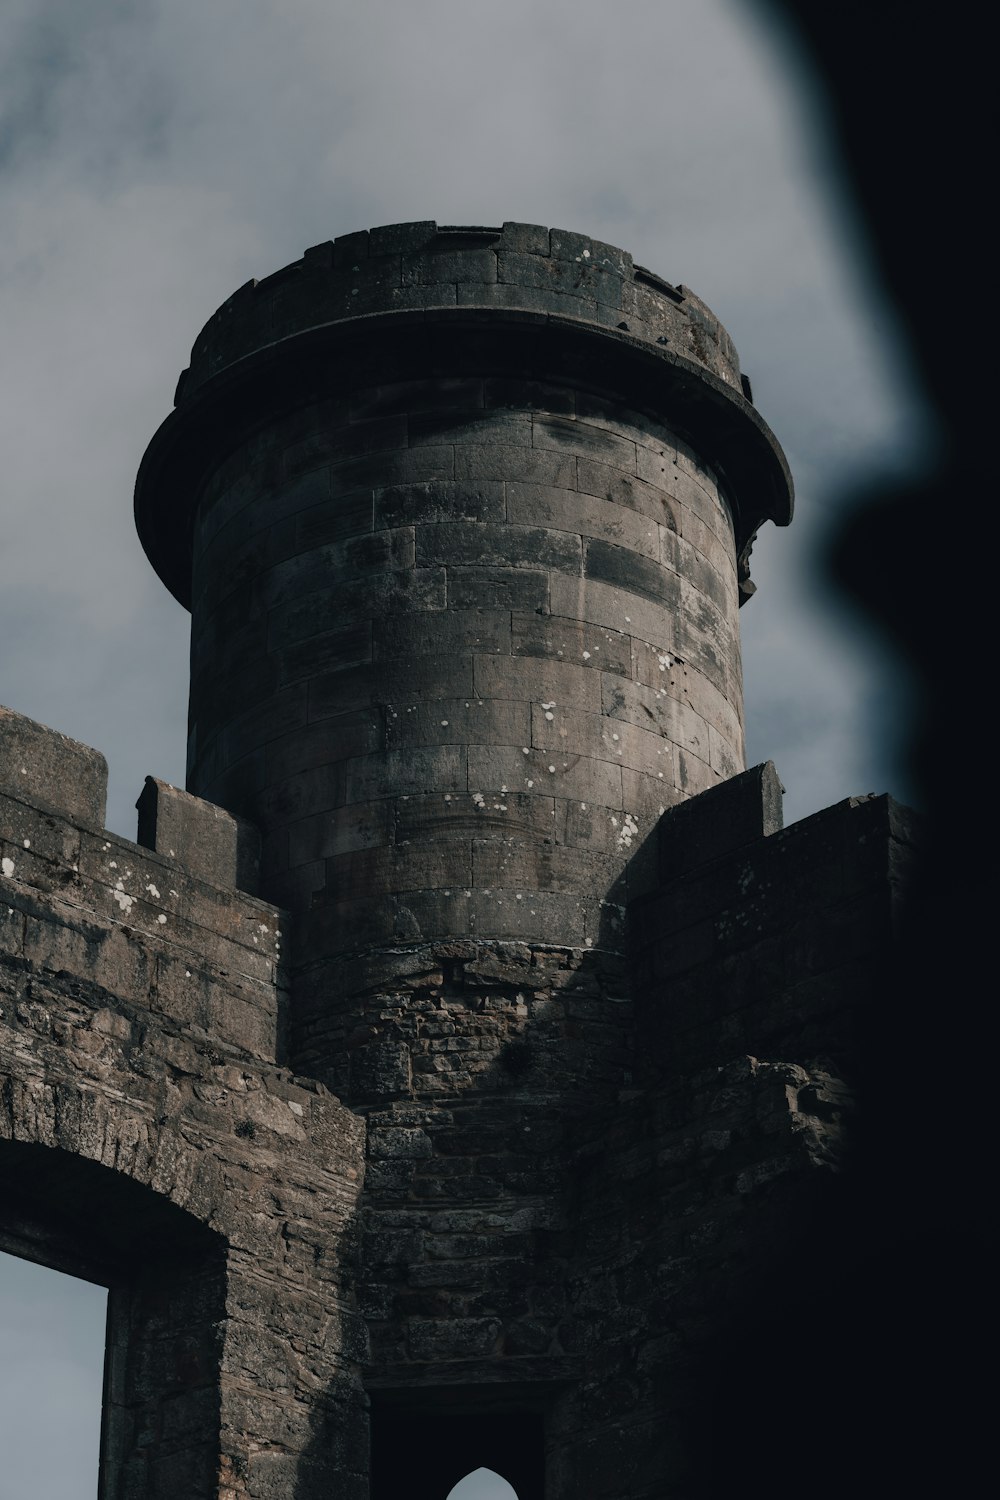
[1,223,913,1498]
[135,220,790,1094]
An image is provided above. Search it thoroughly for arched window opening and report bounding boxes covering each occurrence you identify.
[0,1249,106,1500]
[447,1468,520,1499]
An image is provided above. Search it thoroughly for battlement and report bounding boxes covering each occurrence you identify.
[137,222,791,612]
[179,221,743,399]
[0,705,285,1062]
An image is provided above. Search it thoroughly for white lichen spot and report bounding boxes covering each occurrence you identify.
[541,701,555,710]
[441,720,449,726]
[109,861,118,870]
[22,839,30,849]
[582,248,591,258]
[522,747,530,755]
[515,893,523,901]
[112,881,134,914]
[145,883,160,898]
[102,842,111,850]
[582,650,591,660]
[526,779,534,788]
[185,970,192,978]
[259,924,269,934]
[544,711,554,722]
[547,765,556,774]
[585,936,594,948]
[501,785,509,794]
[288,1100,304,1116]
[611,733,619,742]
[658,653,671,672]
[156,914,167,925]
[444,794,452,802]
[472,792,486,809]
[616,813,639,850]
[1,857,14,879]
[170,890,178,898]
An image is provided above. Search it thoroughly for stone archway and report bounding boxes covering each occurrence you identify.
[0,1132,227,1500]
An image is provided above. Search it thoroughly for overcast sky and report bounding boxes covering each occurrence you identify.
[0,1,929,1494]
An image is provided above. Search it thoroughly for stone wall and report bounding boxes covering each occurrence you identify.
[0,708,368,1499]
[1,703,916,1497]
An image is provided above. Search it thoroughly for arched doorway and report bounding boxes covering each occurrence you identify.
[0,1138,227,1499]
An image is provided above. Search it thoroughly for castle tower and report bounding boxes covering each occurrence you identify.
[135,221,791,1101]
[6,222,916,1500]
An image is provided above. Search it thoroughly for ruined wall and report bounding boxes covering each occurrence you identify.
[0,708,368,1499]
[0,703,915,1497]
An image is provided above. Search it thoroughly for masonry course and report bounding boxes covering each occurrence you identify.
[1,222,908,1498]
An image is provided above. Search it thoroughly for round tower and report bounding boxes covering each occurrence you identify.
[135,221,791,1093]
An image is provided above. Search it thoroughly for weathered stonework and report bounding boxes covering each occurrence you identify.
[1,224,911,1498]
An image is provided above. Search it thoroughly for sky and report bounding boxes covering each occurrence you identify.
[0,1,929,1495]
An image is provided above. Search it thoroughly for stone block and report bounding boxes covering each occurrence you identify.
[373,609,510,661]
[135,778,261,895]
[447,566,549,612]
[585,538,682,613]
[549,573,675,651]
[410,409,531,448]
[455,281,599,321]
[511,612,633,679]
[453,442,577,488]
[576,456,676,526]
[394,790,557,846]
[401,248,497,285]
[374,480,505,528]
[483,377,574,413]
[385,698,530,750]
[295,492,375,552]
[276,623,373,686]
[414,520,581,573]
[472,655,602,713]
[468,745,623,810]
[343,746,467,803]
[499,222,550,254]
[309,656,476,719]
[549,228,633,278]
[283,415,408,481]
[368,222,437,256]
[287,801,394,866]
[656,761,783,877]
[0,706,108,829]
[350,377,483,422]
[508,481,660,561]
[532,414,637,471]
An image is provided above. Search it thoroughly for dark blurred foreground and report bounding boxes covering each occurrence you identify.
[699,5,993,1491]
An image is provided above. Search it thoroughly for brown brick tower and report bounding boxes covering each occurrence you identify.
[2,223,912,1499]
